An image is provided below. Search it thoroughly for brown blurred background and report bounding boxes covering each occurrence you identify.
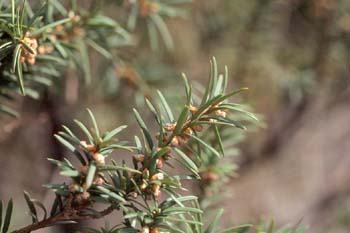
[0,0,349,232]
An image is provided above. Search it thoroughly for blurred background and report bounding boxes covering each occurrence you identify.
[0,0,349,232]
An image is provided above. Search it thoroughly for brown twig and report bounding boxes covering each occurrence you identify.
[11,203,117,233]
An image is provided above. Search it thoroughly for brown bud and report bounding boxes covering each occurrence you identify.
[72,15,81,23]
[72,27,85,36]
[26,56,36,65]
[74,191,90,205]
[141,226,150,233]
[92,177,104,186]
[192,124,203,132]
[170,136,179,147]
[133,154,145,163]
[68,11,79,22]
[68,183,80,193]
[92,153,105,165]
[150,227,159,233]
[156,158,164,168]
[182,127,193,135]
[215,110,227,118]
[129,192,138,198]
[37,46,46,54]
[178,135,189,144]
[189,105,198,113]
[86,144,97,153]
[80,141,88,147]
[150,173,164,181]
[79,165,89,174]
[140,182,147,191]
[55,24,64,32]
[142,168,150,179]
[81,191,90,200]
[201,171,219,182]
[164,122,177,131]
[152,184,161,199]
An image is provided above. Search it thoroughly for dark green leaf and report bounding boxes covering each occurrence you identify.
[60,170,80,177]
[185,133,220,157]
[2,199,13,233]
[173,148,199,178]
[86,163,97,189]
[218,224,252,233]
[0,201,2,231]
[204,208,223,233]
[95,186,126,203]
[87,108,100,139]
[173,105,189,135]
[74,119,94,144]
[133,108,153,149]
[23,191,38,223]
[97,164,141,174]
[54,134,76,152]
[31,18,70,36]
[157,90,174,122]
[214,125,224,156]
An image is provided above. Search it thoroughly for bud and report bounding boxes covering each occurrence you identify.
[86,144,97,153]
[37,46,46,54]
[142,168,150,179]
[72,27,85,36]
[80,141,87,148]
[152,184,161,199]
[68,11,79,22]
[79,165,89,174]
[133,154,145,163]
[20,34,38,65]
[26,56,36,65]
[156,158,163,168]
[189,105,198,113]
[170,136,179,147]
[192,124,203,132]
[201,171,219,182]
[141,226,150,233]
[68,183,80,193]
[178,135,189,144]
[81,191,90,200]
[92,177,104,186]
[164,122,177,131]
[215,110,227,118]
[163,154,171,160]
[182,127,193,135]
[55,24,64,32]
[74,191,90,205]
[92,153,105,165]
[150,173,164,181]
[140,182,147,191]
[150,227,159,233]
[130,192,138,198]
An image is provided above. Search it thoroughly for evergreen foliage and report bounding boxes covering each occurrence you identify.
[0,1,306,232]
